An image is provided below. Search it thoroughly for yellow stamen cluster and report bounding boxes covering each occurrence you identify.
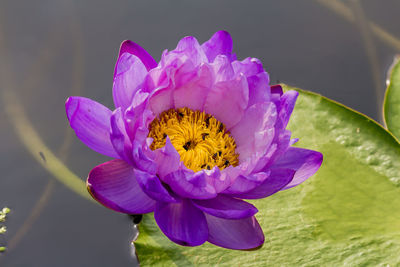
[148,108,239,172]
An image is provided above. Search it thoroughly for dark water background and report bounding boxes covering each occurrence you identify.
[0,0,399,266]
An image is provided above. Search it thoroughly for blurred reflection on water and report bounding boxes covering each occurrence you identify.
[0,0,399,266]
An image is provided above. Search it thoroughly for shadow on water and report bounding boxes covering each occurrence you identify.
[0,0,399,266]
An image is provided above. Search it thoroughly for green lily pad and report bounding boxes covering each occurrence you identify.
[384,57,400,141]
[135,85,400,266]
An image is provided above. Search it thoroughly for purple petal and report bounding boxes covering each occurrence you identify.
[272,147,323,190]
[110,108,132,162]
[247,72,271,106]
[204,74,249,129]
[192,195,257,219]
[210,169,235,193]
[148,77,175,116]
[175,36,208,66]
[154,137,182,179]
[87,159,155,214]
[158,49,182,69]
[230,102,277,160]
[65,97,118,158]
[211,55,235,82]
[124,90,153,143]
[132,141,157,175]
[170,60,198,88]
[117,40,157,71]
[134,168,177,203]
[290,138,299,145]
[233,168,295,199]
[270,84,283,96]
[148,58,199,115]
[278,90,299,128]
[113,53,148,111]
[155,200,208,246]
[262,129,292,169]
[222,171,270,195]
[201,31,234,63]
[232,57,264,77]
[205,214,264,250]
[173,64,213,110]
[163,169,218,200]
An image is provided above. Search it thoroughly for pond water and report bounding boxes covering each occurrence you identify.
[0,0,399,266]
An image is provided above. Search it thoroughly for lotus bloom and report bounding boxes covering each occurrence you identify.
[66,31,322,250]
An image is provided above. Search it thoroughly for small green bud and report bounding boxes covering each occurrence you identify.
[0,226,6,234]
[2,207,10,214]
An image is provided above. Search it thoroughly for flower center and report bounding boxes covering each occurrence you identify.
[148,108,239,172]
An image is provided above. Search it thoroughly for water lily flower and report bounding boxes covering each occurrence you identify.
[65,31,322,250]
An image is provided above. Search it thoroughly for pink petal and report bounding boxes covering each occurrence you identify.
[204,74,249,129]
[175,36,208,66]
[147,64,177,115]
[173,64,213,110]
[148,86,175,116]
[230,102,277,160]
